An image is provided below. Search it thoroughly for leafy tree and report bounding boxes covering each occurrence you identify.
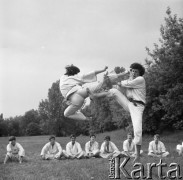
[144,8,183,132]
[21,109,40,135]
[47,80,66,136]
[0,114,8,136]
[38,99,50,135]
[26,122,41,136]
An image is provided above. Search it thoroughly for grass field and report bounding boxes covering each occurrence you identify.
[0,130,183,180]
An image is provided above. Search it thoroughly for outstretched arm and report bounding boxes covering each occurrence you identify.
[94,66,108,75]
[115,69,129,78]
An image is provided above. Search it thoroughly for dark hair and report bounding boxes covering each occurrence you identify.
[49,135,56,141]
[104,136,110,141]
[130,63,145,76]
[90,134,96,138]
[65,64,80,76]
[70,134,76,139]
[9,136,16,141]
[127,132,133,137]
[154,134,160,138]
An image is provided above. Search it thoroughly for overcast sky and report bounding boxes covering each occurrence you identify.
[0,0,183,118]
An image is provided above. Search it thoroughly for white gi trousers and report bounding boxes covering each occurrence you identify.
[64,81,103,120]
[108,88,145,145]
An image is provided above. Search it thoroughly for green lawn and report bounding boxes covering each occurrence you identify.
[0,130,183,180]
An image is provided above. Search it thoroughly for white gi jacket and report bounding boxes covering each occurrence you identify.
[40,142,62,157]
[85,141,99,154]
[66,141,83,156]
[7,142,25,157]
[148,140,166,154]
[60,71,97,99]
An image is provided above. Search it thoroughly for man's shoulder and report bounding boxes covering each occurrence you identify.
[75,141,81,145]
[110,141,116,146]
[55,141,61,146]
[16,142,22,146]
[60,75,67,80]
[123,140,128,144]
[43,142,50,147]
[136,76,145,82]
[7,143,11,148]
[66,141,71,146]
[159,141,165,145]
[149,140,154,145]
[101,141,105,146]
[85,141,90,145]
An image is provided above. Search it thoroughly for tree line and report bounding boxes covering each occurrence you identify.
[0,8,183,137]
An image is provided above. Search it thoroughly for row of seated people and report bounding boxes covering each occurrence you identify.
[3,133,183,164]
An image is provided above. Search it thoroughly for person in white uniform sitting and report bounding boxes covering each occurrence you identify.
[40,135,66,160]
[100,136,121,159]
[148,134,169,158]
[85,134,100,158]
[176,141,183,156]
[4,136,25,164]
[65,134,85,159]
[123,133,143,157]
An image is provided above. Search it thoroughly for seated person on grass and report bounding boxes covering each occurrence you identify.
[4,136,25,164]
[100,136,121,159]
[148,134,169,158]
[85,134,100,158]
[176,141,183,156]
[40,135,66,160]
[65,134,85,159]
[123,132,143,157]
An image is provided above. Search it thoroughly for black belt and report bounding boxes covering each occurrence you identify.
[128,98,145,106]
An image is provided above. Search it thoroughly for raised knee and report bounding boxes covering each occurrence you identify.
[64,111,69,117]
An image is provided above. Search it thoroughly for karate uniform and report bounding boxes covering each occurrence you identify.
[107,76,146,145]
[100,141,121,159]
[40,142,64,160]
[6,142,25,160]
[85,141,100,157]
[148,140,169,157]
[123,140,143,157]
[60,71,103,120]
[65,141,85,159]
[176,142,183,155]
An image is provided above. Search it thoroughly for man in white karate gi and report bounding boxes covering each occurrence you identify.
[123,133,143,157]
[4,136,25,164]
[89,63,146,162]
[148,134,169,158]
[65,134,85,159]
[40,135,66,160]
[100,136,121,159]
[60,65,108,121]
[176,141,183,156]
[85,134,100,158]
